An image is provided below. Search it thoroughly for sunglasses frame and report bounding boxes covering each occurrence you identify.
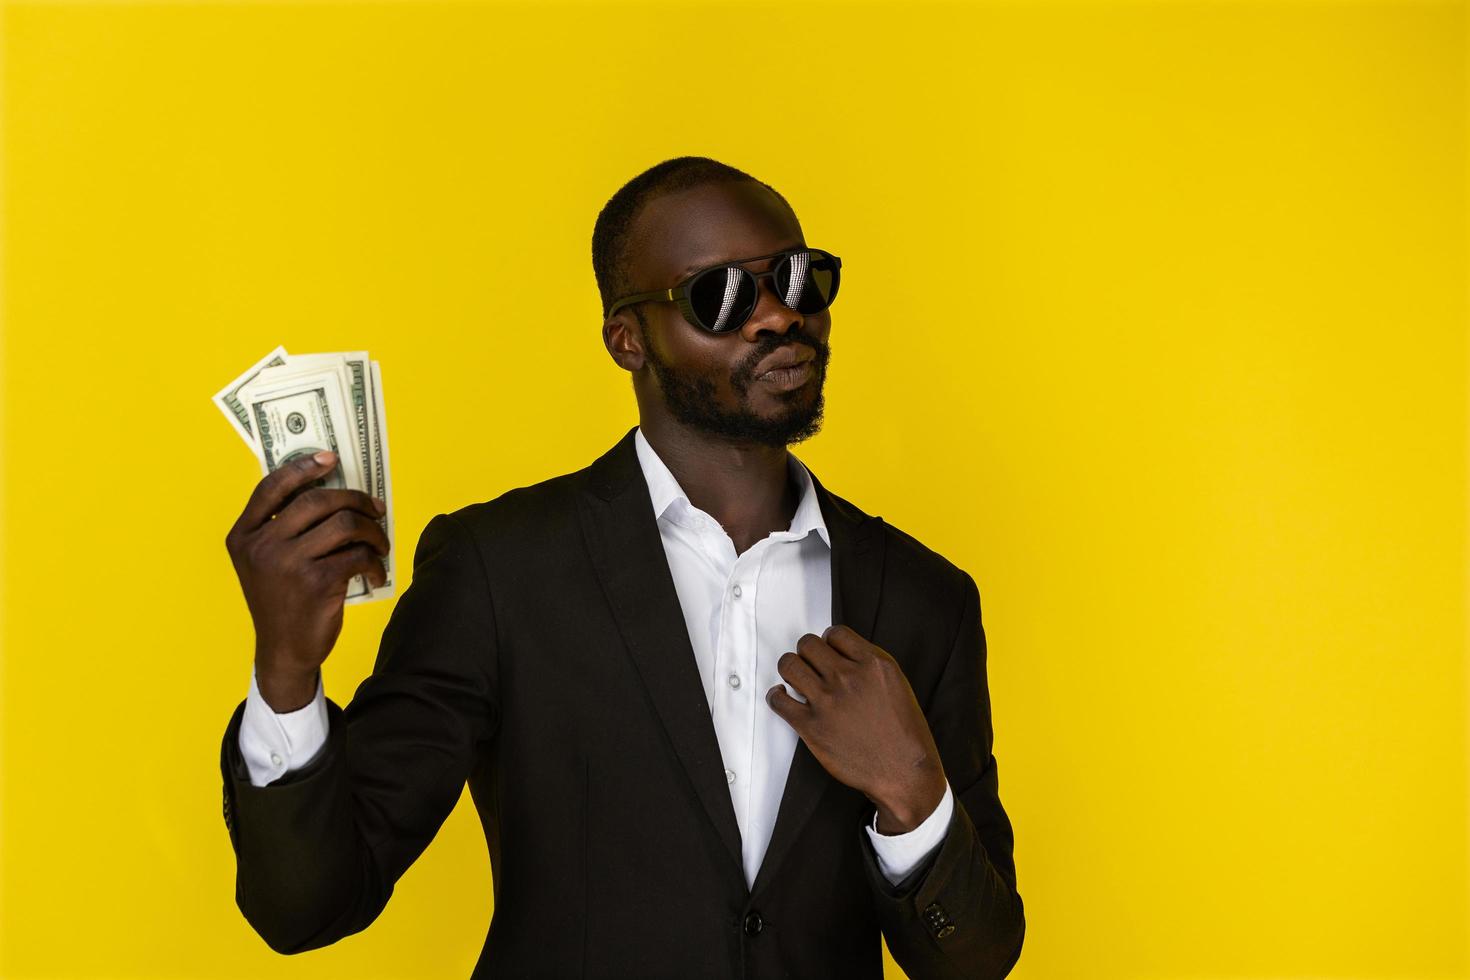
[607,247,842,334]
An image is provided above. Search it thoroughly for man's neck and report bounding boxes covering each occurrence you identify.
[638,419,799,556]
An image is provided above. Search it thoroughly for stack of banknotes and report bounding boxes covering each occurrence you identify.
[212,345,396,604]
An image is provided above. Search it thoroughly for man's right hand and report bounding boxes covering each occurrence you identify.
[225,450,390,712]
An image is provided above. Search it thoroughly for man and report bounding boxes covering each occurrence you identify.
[220,156,1025,979]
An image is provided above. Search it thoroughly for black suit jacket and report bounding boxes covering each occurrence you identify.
[219,425,1025,979]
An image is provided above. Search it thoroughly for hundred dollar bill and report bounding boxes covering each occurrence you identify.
[368,359,396,599]
[213,346,395,605]
[211,344,289,457]
[247,352,376,500]
[240,352,393,601]
[245,369,374,602]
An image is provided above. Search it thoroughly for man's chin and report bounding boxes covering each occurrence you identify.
[676,411,822,449]
[656,370,825,448]
[741,407,825,449]
[760,391,826,447]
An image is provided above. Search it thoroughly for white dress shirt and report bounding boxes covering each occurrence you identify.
[238,425,954,888]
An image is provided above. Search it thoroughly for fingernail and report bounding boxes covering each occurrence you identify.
[313,451,336,465]
[373,497,387,515]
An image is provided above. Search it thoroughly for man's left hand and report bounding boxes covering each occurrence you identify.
[766,625,948,834]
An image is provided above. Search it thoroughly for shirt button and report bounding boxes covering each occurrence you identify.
[270,753,283,767]
[725,768,736,784]
[732,584,742,598]
[728,673,741,689]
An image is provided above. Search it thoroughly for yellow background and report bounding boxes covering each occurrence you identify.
[1,0,1465,977]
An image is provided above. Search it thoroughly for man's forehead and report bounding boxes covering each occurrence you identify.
[630,181,804,284]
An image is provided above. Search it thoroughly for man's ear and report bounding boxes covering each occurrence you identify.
[602,312,646,373]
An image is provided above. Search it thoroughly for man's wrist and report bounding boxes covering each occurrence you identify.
[871,767,948,835]
[254,665,320,713]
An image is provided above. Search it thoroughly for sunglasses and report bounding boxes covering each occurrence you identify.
[607,247,842,334]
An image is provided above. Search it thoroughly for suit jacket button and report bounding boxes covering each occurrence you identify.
[743,911,763,936]
[922,902,954,938]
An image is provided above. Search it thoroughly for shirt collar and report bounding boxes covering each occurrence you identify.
[634,425,831,549]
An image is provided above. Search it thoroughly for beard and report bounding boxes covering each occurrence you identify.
[640,317,830,450]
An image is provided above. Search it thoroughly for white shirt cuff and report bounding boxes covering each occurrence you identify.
[865,780,954,886]
[238,664,330,787]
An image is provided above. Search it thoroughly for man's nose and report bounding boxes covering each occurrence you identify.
[737,279,802,343]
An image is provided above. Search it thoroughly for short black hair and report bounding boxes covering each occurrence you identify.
[591,156,793,321]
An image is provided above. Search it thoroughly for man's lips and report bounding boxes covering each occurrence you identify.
[757,361,814,390]
[755,347,816,378]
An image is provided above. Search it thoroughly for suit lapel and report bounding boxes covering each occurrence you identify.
[577,426,746,888]
[577,425,886,898]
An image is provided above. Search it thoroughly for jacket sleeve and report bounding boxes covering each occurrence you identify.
[218,512,500,954]
[857,570,1026,979]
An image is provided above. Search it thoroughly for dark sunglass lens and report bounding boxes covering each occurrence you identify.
[688,266,758,332]
[775,250,840,314]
